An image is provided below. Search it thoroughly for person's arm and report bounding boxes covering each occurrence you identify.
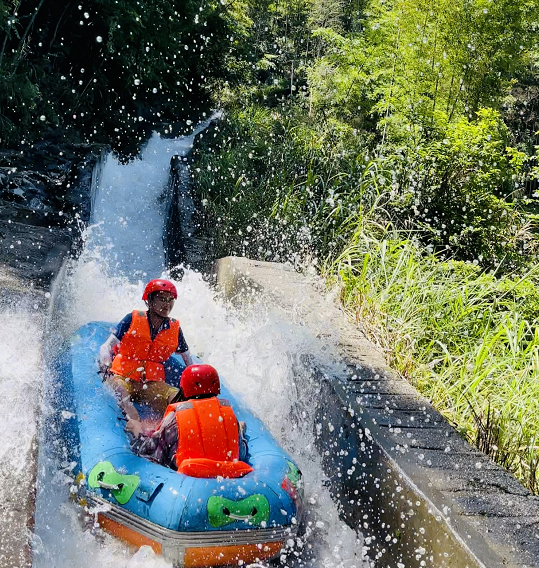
[179,350,193,366]
[129,412,179,468]
[98,314,132,368]
[175,327,193,366]
[130,429,160,458]
[98,334,120,368]
[238,421,249,462]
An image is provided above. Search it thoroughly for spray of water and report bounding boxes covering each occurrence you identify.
[0,309,42,488]
[32,128,367,567]
[0,297,44,567]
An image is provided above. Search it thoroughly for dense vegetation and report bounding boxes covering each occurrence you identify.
[0,0,240,153]
[188,0,539,492]
[4,0,539,492]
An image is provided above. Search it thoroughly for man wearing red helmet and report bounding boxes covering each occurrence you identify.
[98,278,193,421]
[127,364,251,478]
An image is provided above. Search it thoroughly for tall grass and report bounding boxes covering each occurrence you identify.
[331,230,539,492]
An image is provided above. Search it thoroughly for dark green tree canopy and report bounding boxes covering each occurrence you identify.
[0,0,244,151]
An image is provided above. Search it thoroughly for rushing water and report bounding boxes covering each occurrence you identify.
[29,127,367,567]
[0,294,44,568]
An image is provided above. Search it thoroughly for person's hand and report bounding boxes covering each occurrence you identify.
[126,418,144,437]
[98,363,111,377]
[99,343,113,367]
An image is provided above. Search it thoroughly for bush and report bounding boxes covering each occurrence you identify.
[385,109,532,268]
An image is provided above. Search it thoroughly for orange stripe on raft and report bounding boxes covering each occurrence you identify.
[97,514,162,555]
[184,542,283,567]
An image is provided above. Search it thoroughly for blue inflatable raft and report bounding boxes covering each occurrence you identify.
[56,322,304,566]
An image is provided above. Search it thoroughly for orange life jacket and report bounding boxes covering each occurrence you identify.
[110,310,180,382]
[165,397,253,479]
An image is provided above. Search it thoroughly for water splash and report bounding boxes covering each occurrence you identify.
[0,299,43,567]
[32,124,367,568]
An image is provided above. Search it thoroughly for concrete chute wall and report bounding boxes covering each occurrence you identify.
[213,256,539,568]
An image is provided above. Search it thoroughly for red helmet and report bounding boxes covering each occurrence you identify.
[142,279,178,301]
[180,364,220,398]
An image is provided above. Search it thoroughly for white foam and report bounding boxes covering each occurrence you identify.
[0,308,42,499]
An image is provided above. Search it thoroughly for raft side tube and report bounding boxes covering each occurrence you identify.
[88,494,291,566]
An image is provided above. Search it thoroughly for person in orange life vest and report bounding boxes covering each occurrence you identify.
[127,364,252,478]
[98,278,193,422]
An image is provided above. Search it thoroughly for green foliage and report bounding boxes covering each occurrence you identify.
[308,0,539,135]
[0,68,42,146]
[0,0,249,150]
[191,105,316,261]
[385,109,532,266]
[303,0,539,266]
[191,101,389,263]
[190,0,539,496]
[333,232,539,491]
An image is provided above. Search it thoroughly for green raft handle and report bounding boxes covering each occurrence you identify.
[88,461,140,505]
[96,470,123,491]
[96,481,122,491]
